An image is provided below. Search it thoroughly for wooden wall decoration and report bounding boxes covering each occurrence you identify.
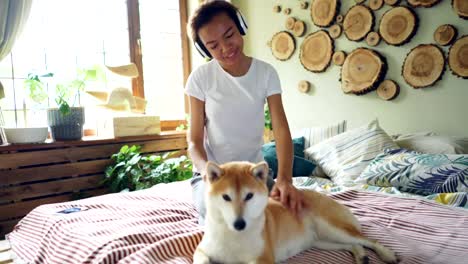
[341,48,387,95]
[384,0,401,6]
[273,5,281,13]
[402,44,445,88]
[336,14,344,24]
[448,35,468,78]
[300,30,334,73]
[329,24,342,39]
[270,31,296,61]
[452,0,468,20]
[311,0,340,27]
[284,8,292,15]
[379,6,418,46]
[343,5,374,41]
[332,51,346,66]
[434,24,458,46]
[286,17,296,30]
[300,1,309,10]
[298,80,311,93]
[377,80,400,100]
[366,32,381,46]
[293,20,307,37]
[369,0,384,11]
[407,0,442,8]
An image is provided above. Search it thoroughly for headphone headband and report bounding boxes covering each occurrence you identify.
[194,9,248,59]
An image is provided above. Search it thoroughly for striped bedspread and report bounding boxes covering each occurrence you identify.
[6,180,468,264]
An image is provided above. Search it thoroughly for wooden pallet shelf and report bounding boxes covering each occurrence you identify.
[0,131,188,239]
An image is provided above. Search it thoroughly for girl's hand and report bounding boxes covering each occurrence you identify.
[270,179,304,217]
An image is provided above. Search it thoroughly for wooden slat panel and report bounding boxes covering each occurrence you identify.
[0,175,103,202]
[0,219,17,240]
[0,160,113,186]
[0,188,108,221]
[0,137,187,169]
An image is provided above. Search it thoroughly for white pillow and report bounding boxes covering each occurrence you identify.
[292,120,347,177]
[395,136,468,154]
[304,119,399,185]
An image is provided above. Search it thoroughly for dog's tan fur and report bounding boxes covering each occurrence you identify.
[193,161,398,264]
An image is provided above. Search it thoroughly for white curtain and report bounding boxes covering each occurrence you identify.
[0,0,32,100]
[0,0,32,61]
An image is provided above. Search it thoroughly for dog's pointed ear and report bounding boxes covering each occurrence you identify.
[205,161,222,183]
[251,161,269,182]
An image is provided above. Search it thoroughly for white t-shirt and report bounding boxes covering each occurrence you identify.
[185,58,282,171]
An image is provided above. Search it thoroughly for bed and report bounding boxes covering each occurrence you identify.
[5,178,468,264]
[5,120,468,263]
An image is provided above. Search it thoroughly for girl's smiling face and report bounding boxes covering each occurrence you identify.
[198,12,246,70]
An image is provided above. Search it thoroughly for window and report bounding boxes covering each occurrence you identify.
[0,0,189,130]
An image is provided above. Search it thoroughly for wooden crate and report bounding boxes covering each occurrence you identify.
[0,131,187,238]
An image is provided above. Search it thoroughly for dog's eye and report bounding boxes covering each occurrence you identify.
[245,193,254,201]
[222,194,231,202]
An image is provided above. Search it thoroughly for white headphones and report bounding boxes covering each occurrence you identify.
[194,10,248,59]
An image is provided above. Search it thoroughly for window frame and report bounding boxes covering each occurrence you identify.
[127,0,191,125]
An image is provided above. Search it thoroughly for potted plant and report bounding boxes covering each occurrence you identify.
[25,66,105,141]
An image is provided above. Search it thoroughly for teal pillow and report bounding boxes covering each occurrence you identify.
[262,137,315,178]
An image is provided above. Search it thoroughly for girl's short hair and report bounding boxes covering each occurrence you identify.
[189,1,241,43]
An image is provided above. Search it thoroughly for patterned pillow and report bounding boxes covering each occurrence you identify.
[304,119,399,185]
[356,148,468,196]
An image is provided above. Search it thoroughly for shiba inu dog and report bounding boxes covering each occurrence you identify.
[193,161,398,264]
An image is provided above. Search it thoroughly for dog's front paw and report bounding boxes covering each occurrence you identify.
[193,248,210,264]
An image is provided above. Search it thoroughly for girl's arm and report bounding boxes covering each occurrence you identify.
[267,94,293,182]
[267,94,304,216]
[187,96,209,175]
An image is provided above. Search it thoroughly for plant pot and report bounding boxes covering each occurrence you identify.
[2,126,49,144]
[47,107,85,141]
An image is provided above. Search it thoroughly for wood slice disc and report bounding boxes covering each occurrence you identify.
[452,0,468,20]
[384,0,401,6]
[332,51,346,66]
[293,20,306,37]
[379,6,418,46]
[343,5,374,41]
[336,14,344,24]
[329,24,342,39]
[377,80,400,100]
[366,32,381,46]
[284,8,292,15]
[448,35,468,78]
[434,24,457,46]
[271,31,296,61]
[300,30,334,73]
[402,44,445,88]
[298,80,311,93]
[408,0,442,8]
[300,1,309,9]
[369,0,384,11]
[311,0,339,27]
[286,17,296,30]
[341,48,387,95]
[273,5,282,13]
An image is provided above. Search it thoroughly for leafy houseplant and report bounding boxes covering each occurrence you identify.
[103,145,193,192]
[47,67,104,140]
[25,66,105,140]
[263,104,274,143]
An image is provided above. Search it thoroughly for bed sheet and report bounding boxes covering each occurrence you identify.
[6,179,468,264]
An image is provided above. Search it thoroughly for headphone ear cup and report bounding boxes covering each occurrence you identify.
[236,10,248,35]
[195,40,212,59]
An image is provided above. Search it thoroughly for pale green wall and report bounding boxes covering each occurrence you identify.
[231,0,467,136]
